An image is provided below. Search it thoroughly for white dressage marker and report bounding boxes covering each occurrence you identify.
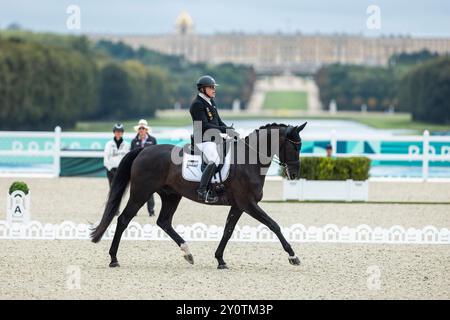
[6,191,31,224]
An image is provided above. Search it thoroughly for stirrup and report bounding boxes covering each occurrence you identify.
[204,189,218,203]
[198,189,218,203]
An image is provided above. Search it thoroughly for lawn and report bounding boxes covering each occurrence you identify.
[339,113,450,133]
[75,117,192,132]
[75,111,448,134]
[263,91,308,110]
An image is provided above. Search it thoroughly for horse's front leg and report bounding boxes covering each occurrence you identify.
[215,206,243,269]
[244,202,300,266]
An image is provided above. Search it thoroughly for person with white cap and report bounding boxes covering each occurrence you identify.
[131,119,157,149]
[131,119,157,216]
[103,123,130,188]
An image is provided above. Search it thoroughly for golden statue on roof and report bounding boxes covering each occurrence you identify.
[175,11,194,35]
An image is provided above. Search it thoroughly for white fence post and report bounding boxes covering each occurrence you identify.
[53,126,61,177]
[422,130,429,181]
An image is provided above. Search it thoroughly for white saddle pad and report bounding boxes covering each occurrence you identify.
[182,149,232,183]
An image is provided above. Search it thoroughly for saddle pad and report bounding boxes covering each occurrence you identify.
[182,149,232,183]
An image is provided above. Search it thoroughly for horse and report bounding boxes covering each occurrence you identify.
[91,122,307,269]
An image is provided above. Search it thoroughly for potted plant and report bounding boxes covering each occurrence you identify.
[7,181,31,224]
[9,181,30,195]
[281,157,370,202]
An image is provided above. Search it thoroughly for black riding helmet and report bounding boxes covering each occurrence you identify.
[196,75,219,90]
[112,123,124,132]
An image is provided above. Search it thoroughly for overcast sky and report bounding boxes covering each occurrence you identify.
[1,0,450,37]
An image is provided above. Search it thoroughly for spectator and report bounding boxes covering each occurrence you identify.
[131,119,157,216]
[104,123,130,188]
[326,144,333,158]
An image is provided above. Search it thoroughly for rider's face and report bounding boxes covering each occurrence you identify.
[205,86,216,98]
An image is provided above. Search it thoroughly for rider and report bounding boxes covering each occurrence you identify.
[190,75,236,203]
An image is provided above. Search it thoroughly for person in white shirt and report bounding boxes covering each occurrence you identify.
[104,123,130,188]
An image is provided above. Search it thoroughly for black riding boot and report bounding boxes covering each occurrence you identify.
[197,162,219,203]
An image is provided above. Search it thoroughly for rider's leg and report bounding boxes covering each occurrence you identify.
[195,142,220,203]
[198,161,218,202]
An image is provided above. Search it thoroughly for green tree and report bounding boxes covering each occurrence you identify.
[399,57,450,124]
[97,63,131,120]
[0,36,98,130]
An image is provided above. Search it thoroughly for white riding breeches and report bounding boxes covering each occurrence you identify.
[195,142,220,166]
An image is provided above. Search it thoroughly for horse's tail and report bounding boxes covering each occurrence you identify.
[90,148,143,243]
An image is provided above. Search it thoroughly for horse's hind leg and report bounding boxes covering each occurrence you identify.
[156,193,193,264]
[215,206,243,269]
[108,194,148,267]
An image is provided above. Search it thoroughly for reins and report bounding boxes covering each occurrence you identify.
[238,127,300,168]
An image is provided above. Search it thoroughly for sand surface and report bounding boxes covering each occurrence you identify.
[1,240,449,299]
[0,177,449,299]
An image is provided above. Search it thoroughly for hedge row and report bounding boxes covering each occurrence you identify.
[280,157,371,181]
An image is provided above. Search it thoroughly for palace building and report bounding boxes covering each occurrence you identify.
[93,11,450,73]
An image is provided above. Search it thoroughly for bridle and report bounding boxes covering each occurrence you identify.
[281,127,301,176]
[242,126,301,170]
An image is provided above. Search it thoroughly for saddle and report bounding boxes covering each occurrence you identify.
[189,135,228,172]
[181,135,233,185]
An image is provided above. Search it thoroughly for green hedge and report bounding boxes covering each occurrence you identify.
[280,157,371,181]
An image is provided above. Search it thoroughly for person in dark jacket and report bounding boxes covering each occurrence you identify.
[189,75,238,203]
[131,119,157,216]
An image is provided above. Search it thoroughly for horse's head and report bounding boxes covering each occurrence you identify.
[279,122,307,180]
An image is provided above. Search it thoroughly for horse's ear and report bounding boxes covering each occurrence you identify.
[297,122,307,133]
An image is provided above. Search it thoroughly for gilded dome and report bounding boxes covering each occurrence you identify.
[175,11,194,34]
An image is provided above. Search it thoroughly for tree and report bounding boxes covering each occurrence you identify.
[97,63,131,120]
[0,37,98,130]
[389,49,439,67]
[95,39,256,110]
[0,32,256,129]
[314,64,397,111]
[398,57,450,124]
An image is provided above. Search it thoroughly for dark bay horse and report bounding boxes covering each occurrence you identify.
[91,122,306,269]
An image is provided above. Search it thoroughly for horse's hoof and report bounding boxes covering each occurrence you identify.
[217,264,228,270]
[288,256,301,266]
[184,254,194,265]
[109,261,120,268]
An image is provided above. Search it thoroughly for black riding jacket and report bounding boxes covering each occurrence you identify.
[189,94,228,142]
[130,133,157,150]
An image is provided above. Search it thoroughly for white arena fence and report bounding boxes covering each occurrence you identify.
[0,220,449,245]
[1,127,450,179]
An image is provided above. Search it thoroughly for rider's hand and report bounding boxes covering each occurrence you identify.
[228,129,240,139]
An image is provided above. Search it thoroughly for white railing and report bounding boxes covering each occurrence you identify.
[1,127,450,180]
[1,220,449,245]
[0,126,189,177]
[303,129,450,181]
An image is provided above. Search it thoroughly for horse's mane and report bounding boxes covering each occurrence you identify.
[258,123,289,130]
[245,123,289,139]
